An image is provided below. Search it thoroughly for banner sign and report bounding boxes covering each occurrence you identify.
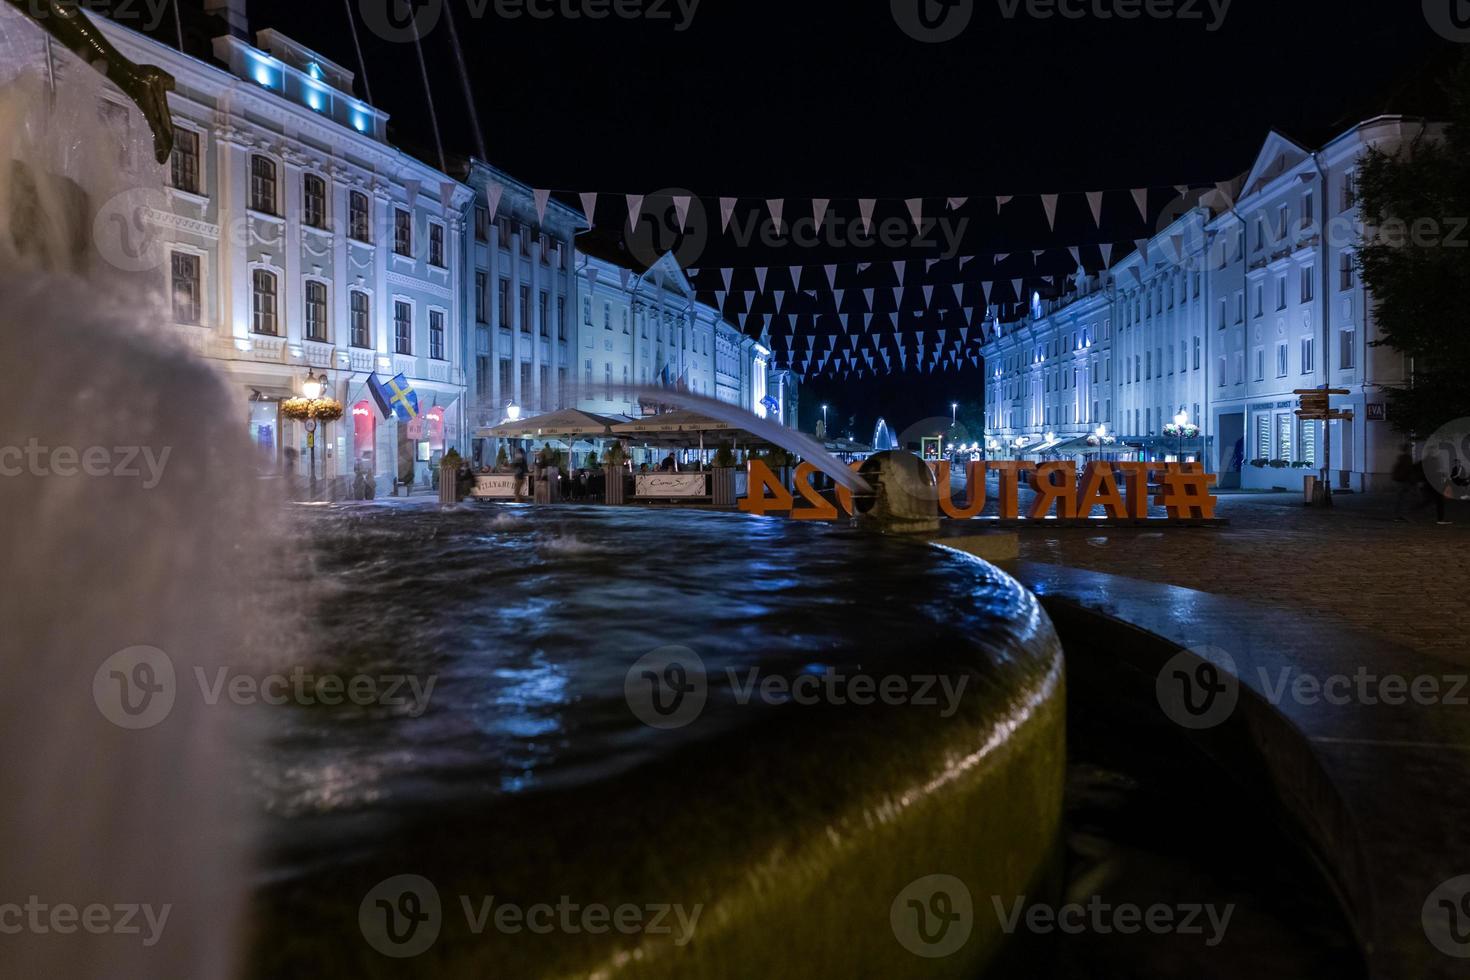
[637,473,709,498]
[471,474,520,499]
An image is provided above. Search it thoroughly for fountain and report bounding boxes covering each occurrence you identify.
[872,416,899,452]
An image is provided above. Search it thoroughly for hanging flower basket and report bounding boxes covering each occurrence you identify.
[1162,423,1199,438]
[280,397,345,424]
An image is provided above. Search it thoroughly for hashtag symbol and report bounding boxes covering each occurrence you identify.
[1154,463,1218,519]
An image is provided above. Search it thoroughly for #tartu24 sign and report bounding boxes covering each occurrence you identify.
[738,460,1219,521]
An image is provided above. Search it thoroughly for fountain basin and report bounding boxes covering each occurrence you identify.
[251,504,1065,978]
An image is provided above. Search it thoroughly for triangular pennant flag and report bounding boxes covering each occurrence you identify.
[995,252,1009,264]
[672,195,692,231]
[996,195,1013,212]
[959,326,969,343]
[947,197,967,211]
[1131,187,1149,222]
[1086,191,1104,228]
[922,285,935,307]
[721,268,733,291]
[812,198,829,228]
[625,194,644,228]
[862,287,874,309]
[787,314,797,330]
[585,266,599,292]
[1011,278,1024,300]
[486,182,505,221]
[833,288,845,308]
[982,281,993,303]
[906,197,923,228]
[1041,193,1059,231]
[1170,233,1185,262]
[1032,249,1045,264]
[766,198,784,230]
[863,313,873,331]
[859,199,876,235]
[578,192,597,224]
[719,197,736,233]
[714,291,725,308]
[824,264,838,291]
[619,267,632,290]
[1214,181,1236,208]
[959,255,975,270]
[755,267,768,292]
[926,258,941,274]
[773,290,785,312]
[533,188,550,222]
[952,282,964,305]
[1100,243,1114,266]
[743,290,755,308]
[1134,239,1150,265]
[1068,245,1081,267]
[893,259,906,283]
[893,285,905,309]
[1175,184,1191,197]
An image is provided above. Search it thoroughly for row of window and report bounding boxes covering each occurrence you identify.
[473,208,570,267]
[474,273,568,339]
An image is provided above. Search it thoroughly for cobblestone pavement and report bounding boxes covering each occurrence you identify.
[1009,491,1470,666]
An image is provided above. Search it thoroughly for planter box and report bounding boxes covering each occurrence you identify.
[712,467,737,508]
[603,465,626,506]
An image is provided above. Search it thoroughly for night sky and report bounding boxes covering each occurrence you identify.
[246,0,1453,437]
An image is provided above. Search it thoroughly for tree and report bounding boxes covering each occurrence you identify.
[1357,53,1470,436]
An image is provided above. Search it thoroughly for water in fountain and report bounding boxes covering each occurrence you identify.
[872,416,898,452]
[0,11,275,977]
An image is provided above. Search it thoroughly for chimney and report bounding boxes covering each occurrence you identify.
[202,0,248,38]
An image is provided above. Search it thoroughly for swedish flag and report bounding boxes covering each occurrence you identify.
[368,372,420,422]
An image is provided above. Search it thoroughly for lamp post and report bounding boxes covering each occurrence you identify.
[302,368,325,500]
[951,401,958,426]
[1174,409,1189,462]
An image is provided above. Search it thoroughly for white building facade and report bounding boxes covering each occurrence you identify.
[983,118,1432,492]
[98,16,474,490]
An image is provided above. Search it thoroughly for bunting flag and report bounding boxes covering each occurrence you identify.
[1041,194,1059,231]
[947,197,967,211]
[625,194,644,228]
[721,268,733,291]
[906,197,923,228]
[1134,239,1150,265]
[585,266,599,293]
[1100,242,1114,266]
[812,198,830,228]
[1086,190,1104,227]
[485,181,505,222]
[534,188,550,222]
[859,199,876,235]
[579,191,597,222]
[1132,187,1149,222]
[767,198,785,231]
[719,197,737,233]
[673,195,692,230]
[825,264,839,291]
[996,195,1013,212]
[755,267,768,292]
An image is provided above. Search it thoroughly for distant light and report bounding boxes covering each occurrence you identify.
[307,91,323,111]
[307,61,323,80]
[254,66,272,87]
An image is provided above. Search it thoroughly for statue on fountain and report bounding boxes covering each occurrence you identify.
[5,0,176,164]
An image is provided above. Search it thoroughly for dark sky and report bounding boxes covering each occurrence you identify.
[247,0,1453,435]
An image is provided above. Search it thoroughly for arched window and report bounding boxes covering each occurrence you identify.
[250,156,277,215]
[303,174,327,229]
[305,281,328,341]
[252,270,278,335]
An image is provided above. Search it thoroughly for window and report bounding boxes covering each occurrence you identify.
[604,362,612,399]
[430,309,445,359]
[305,281,328,341]
[584,359,592,392]
[249,156,277,215]
[583,298,592,325]
[1340,253,1355,290]
[429,223,445,267]
[1303,190,1314,226]
[476,272,488,323]
[1342,173,1357,211]
[1145,351,1151,380]
[519,286,531,333]
[1276,277,1287,311]
[1217,356,1227,387]
[622,310,629,334]
[1255,414,1271,459]
[521,361,533,404]
[1234,352,1244,385]
[1218,299,1227,330]
[476,356,489,397]
[394,301,412,354]
[303,174,327,229]
[251,269,278,335]
[1340,328,1356,370]
[497,221,510,249]
[539,292,549,337]
[1302,420,1318,465]
[1276,342,1288,378]
[499,279,511,327]
[394,208,413,257]
[350,192,371,243]
[1254,284,1264,317]
[170,252,200,324]
[1301,336,1314,374]
[539,365,550,409]
[1235,293,1244,324]
[557,298,566,340]
[500,357,513,397]
[1277,414,1293,460]
[1277,205,1290,240]
[1301,266,1314,303]
[170,129,199,194]
[1255,347,1265,382]
[1192,336,1201,371]
[603,303,611,331]
[475,206,489,241]
[350,292,371,348]
[519,225,530,257]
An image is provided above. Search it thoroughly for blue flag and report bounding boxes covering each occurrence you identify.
[368,372,420,422]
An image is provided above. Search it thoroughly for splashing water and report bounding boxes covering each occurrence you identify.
[0,12,273,978]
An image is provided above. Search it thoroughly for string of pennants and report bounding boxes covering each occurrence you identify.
[506,180,1237,380]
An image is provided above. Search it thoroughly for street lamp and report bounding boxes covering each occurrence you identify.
[302,368,326,498]
[821,403,828,434]
[951,401,958,425]
[506,401,522,422]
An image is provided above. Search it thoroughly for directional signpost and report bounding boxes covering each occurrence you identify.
[1295,389,1352,506]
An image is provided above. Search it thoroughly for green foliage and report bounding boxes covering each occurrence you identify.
[712,442,735,468]
[603,441,628,467]
[496,445,509,468]
[1357,53,1470,435]
[585,449,598,467]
